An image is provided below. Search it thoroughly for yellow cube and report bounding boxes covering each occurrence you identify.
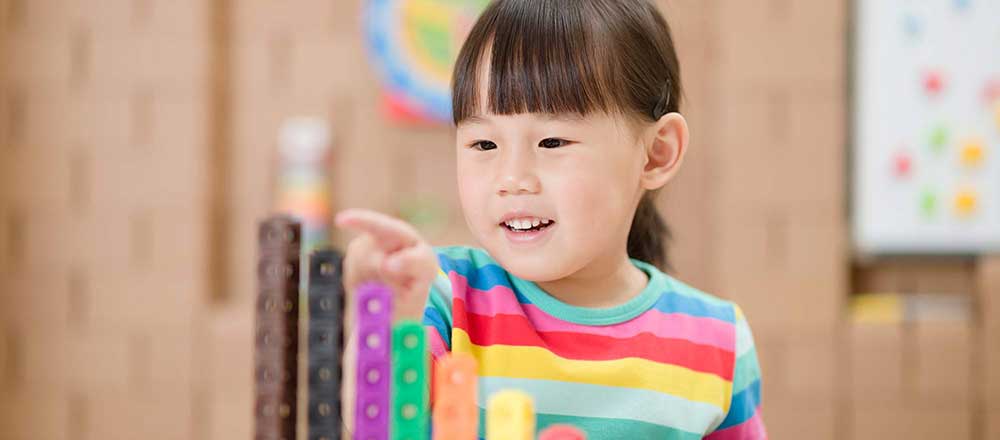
[487,390,535,440]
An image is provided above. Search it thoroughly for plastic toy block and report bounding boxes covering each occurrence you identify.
[254,216,301,440]
[486,390,534,440]
[432,353,478,440]
[539,425,587,440]
[391,321,429,440]
[308,249,346,439]
[355,282,393,440]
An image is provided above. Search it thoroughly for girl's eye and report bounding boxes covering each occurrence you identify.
[471,140,497,151]
[539,138,569,149]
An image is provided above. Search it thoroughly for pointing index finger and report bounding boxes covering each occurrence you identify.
[335,209,420,251]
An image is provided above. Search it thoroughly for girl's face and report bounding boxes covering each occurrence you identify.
[455,111,648,282]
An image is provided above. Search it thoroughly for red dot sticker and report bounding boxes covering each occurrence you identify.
[924,70,945,97]
[984,78,1000,105]
[893,149,913,178]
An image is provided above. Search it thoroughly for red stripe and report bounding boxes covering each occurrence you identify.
[455,300,734,380]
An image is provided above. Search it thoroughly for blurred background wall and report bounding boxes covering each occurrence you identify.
[0,0,997,439]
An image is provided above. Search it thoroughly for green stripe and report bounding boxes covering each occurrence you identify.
[732,347,762,395]
[475,407,705,440]
[735,316,755,357]
[478,377,724,434]
[428,272,453,324]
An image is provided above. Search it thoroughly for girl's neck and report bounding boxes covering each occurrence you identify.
[535,254,649,309]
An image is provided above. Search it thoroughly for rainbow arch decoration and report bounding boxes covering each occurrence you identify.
[364,0,490,124]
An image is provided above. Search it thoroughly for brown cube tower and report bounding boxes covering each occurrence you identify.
[255,216,302,440]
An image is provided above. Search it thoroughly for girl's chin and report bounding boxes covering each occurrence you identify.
[488,248,572,282]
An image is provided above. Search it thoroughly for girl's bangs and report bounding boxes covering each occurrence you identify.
[451,1,625,124]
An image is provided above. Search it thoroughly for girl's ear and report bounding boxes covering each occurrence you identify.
[641,112,689,190]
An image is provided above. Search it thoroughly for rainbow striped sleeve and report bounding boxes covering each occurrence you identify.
[424,263,454,361]
[704,306,767,439]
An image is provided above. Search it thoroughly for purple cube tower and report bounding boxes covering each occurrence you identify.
[354,282,392,440]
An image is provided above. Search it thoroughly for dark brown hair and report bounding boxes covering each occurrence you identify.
[451,0,681,269]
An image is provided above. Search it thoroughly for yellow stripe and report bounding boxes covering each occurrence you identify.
[452,330,731,411]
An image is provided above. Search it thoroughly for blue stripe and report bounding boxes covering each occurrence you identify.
[435,252,533,304]
[422,307,451,349]
[650,290,735,323]
[716,378,761,430]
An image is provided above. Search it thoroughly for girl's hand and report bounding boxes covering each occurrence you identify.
[335,209,438,435]
[335,208,438,322]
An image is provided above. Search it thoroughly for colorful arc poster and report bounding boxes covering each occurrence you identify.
[365,0,490,124]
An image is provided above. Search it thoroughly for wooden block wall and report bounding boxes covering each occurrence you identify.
[700,1,850,438]
[980,258,1000,438]
[0,0,213,439]
[4,1,997,439]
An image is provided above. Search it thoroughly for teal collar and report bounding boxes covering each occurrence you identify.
[508,259,666,326]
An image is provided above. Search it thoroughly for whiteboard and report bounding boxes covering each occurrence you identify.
[853,0,1000,254]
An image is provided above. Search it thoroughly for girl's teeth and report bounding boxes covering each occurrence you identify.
[504,217,553,230]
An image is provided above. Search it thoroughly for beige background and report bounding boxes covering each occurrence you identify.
[0,1,997,439]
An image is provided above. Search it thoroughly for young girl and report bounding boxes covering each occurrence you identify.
[337,0,765,438]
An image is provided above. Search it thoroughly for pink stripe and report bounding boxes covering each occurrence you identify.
[425,325,448,360]
[705,408,767,440]
[445,270,474,301]
[452,287,735,351]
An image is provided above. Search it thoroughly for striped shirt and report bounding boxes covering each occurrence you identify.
[422,246,766,439]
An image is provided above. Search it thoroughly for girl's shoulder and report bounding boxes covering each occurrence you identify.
[651,266,746,325]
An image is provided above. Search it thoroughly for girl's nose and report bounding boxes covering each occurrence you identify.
[496,153,541,196]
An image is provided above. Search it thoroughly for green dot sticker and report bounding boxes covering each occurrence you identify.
[928,124,949,153]
[920,188,937,218]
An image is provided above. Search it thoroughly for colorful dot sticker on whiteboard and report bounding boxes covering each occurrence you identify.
[893,149,913,178]
[364,0,490,124]
[923,70,946,97]
[928,123,950,153]
[853,0,1000,253]
[920,188,938,218]
[959,138,985,168]
[953,188,978,217]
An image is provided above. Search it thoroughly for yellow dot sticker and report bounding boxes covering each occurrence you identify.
[960,139,985,168]
[954,189,978,217]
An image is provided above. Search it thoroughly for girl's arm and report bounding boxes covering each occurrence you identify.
[704,306,767,439]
